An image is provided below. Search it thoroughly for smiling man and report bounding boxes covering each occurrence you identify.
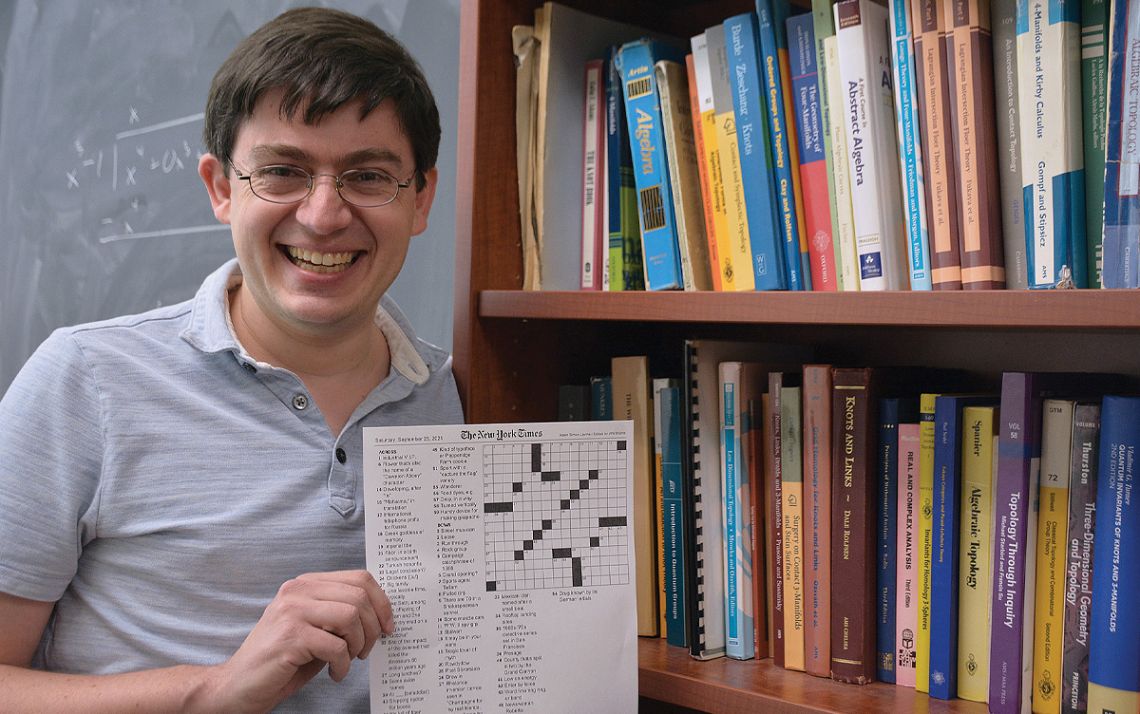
[0,8,462,713]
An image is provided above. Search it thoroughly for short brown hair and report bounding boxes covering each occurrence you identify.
[204,7,440,189]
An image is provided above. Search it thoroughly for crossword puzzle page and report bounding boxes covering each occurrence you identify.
[364,421,637,714]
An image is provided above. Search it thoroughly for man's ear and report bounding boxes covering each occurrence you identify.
[411,167,438,236]
[198,153,233,224]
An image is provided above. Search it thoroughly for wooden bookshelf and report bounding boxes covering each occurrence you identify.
[451,0,1140,711]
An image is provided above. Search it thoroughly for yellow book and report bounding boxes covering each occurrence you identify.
[1032,399,1074,714]
[916,392,939,693]
[958,406,999,703]
[781,385,805,670]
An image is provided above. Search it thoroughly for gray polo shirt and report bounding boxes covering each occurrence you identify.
[0,259,463,712]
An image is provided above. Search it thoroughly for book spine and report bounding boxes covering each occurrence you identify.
[1087,396,1140,714]
[721,364,756,660]
[912,0,965,289]
[812,0,848,290]
[896,422,922,688]
[1060,403,1099,714]
[661,382,688,649]
[776,0,815,291]
[781,384,806,671]
[691,35,734,291]
[767,374,787,667]
[1100,0,1140,289]
[656,60,713,292]
[945,0,1007,289]
[745,396,769,658]
[822,35,861,291]
[802,365,832,676]
[619,41,684,291]
[654,377,669,639]
[958,405,999,703]
[1081,0,1108,287]
[581,59,605,290]
[990,372,1043,713]
[686,51,723,291]
[876,398,903,683]
[1018,0,1087,289]
[590,376,613,420]
[758,0,807,291]
[830,368,878,684]
[991,0,1029,289]
[889,0,934,291]
[835,0,908,291]
[788,13,839,292]
[605,51,626,291]
[915,392,939,693]
[726,13,789,290]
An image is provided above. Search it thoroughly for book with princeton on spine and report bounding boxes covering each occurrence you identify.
[1100,0,1140,289]
[834,0,909,291]
[912,0,964,290]
[724,12,789,290]
[829,368,879,685]
[1081,0,1108,288]
[581,59,605,290]
[1087,396,1140,714]
[1017,0,1086,290]
[888,0,933,291]
[655,59,713,292]
[811,0,849,290]
[781,381,806,671]
[944,0,1006,289]
[958,405,999,703]
[990,0,1028,289]
[801,365,832,676]
[787,13,838,292]
[685,52,722,292]
[1060,402,1099,714]
[822,33,861,291]
[915,392,939,693]
[720,362,757,660]
[659,381,688,649]
[766,377,787,667]
[896,420,921,688]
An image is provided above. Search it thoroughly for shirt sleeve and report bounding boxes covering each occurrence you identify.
[0,330,104,601]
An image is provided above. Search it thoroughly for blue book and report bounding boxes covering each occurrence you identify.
[1087,395,1140,713]
[1101,0,1140,288]
[590,376,612,420]
[661,382,688,648]
[877,397,918,684]
[755,0,806,291]
[604,47,645,291]
[617,39,685,291]
[928,394,996,700]
[719,364,755,660]
[724,12,787,290]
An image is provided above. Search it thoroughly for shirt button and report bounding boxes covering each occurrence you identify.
[292,394,309,410]
[336,448,347,464]
[242,362,256,373]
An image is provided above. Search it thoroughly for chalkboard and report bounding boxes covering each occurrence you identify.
[0,0,460,393]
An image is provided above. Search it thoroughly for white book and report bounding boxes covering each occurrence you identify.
[834,0,909,291]
[580,60,604,290]
[823,34,861,291]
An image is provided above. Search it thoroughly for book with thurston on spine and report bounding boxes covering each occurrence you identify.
[896,419,921,688]
[989,0,1028,289]
[802,364,832,677]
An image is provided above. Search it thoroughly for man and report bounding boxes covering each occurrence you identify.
[0,8,462,712]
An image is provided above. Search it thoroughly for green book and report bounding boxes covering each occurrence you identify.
[1082,0,1108,288]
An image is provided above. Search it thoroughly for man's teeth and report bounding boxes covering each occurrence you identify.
[285,246,357,273]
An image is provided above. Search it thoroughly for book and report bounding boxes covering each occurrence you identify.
[944,0,1006,289]
[655,59,713,291]
[830,367,879,684]
[958,405,1000,703]
[654,376,672,638]
[745,396,770,659]
[1033,399,1075,714]
[605,46,646,291]
[725,12,789,290]
[834,0,909,291]
[689,34,735,291]
[514,24,542,290]
[877,397,920,683]
[706,25,758,293]
[1018,0,1087,290]
[558,384,590,420]
[766,377,787,667]
[896,420,922,688]
[1087,396,1140,714]
[802,364,832,676]
[719,362,759,660]
[1081,0,1108,288]
[888,0,934,291]
[757,0,808,291]
[1101,0,1140,289]
[787,13,839,292]
[618,39,686,291]
[612,355,658,636]
[660,381,689,648]
[782,381,806,671]
[915,392,939,693]
[990,0,1029,289]
[590,375,613,420]
[685,52,723,291]
[581,58,605,290]
[912,0,964,290]
[811,0,850,290]
[1060,402,1099,714]
[929,394,998,699]
[822,33,861,291]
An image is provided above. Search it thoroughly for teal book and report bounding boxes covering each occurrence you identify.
[590,376,613,420]
[1081,0,1108,288]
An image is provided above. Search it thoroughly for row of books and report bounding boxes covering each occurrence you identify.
[519,1,1140,293]
[562,349,1140,713]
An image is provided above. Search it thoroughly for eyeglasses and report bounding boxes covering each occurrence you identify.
[234,164,415,207]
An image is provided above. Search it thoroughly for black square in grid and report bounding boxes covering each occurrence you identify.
[512,482,523,493]
[523,540,534,550]
[590,536,600,547]
[616,441,626,451]
[486,581,497,591]
[589,469,599,478]
[570,490,580,500]
[561,500,571,510]
[542,519,553,529]
[580,479,590,490]
[514,550,524,560]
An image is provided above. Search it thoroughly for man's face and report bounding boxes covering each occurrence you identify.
[199,90,436,340]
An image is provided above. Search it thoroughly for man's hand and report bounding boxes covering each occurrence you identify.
[199,570,393,713]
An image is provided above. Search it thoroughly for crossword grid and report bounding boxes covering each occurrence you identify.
[483,439,630,592]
